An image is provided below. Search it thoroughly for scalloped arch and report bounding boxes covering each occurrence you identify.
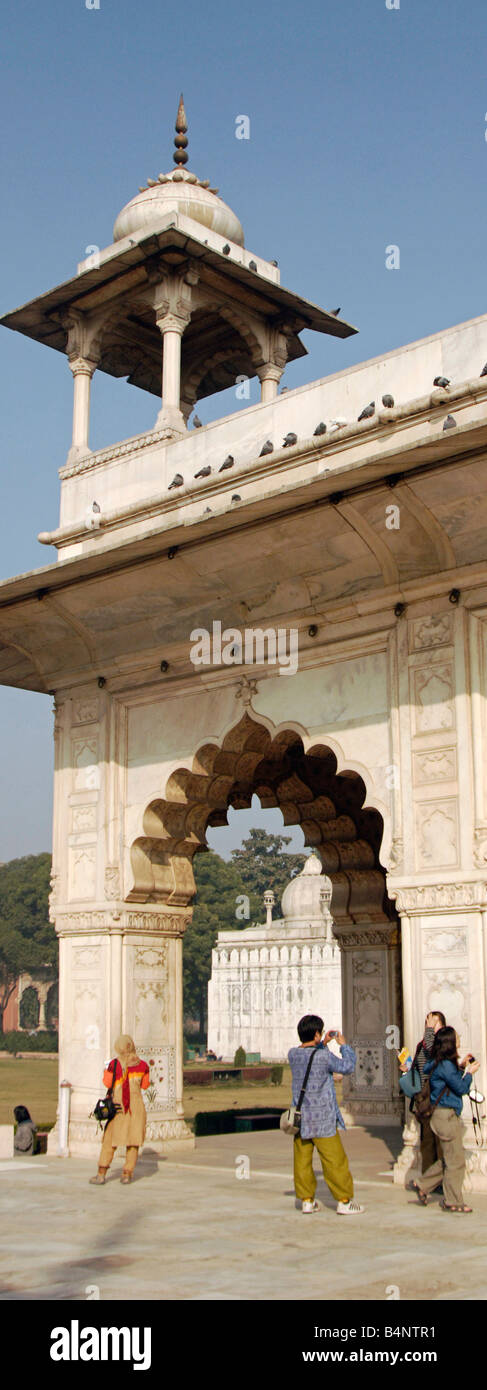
[128,711,396,929]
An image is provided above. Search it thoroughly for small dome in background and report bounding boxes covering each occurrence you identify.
[113,95,245,247]
[281,852,332,922]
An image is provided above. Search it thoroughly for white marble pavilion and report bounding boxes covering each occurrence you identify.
[207,853,342,1061]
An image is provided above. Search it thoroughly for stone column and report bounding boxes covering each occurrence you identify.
[68,354,97,461]
[155,311,190,437]
[257,362,284,402]
[333,922,403,1125]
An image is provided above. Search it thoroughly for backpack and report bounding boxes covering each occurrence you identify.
[414,1061,449,1122]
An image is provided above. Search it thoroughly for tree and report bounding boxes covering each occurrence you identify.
[230,828,306,904]
[0,853,56,1032]
[183,851,252,1036]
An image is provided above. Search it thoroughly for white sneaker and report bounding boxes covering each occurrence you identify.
[302,1199,320,1214]
[336,1198,365,1215]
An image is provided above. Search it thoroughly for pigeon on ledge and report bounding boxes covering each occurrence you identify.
[358,402,375,421]
[192,415,203,428]
[313,422,327,436]
[219,455,234,471]
[168,474,184,489]
[382,394,395,408]
[195,465,211,478]
[433,376,450,388]
[283,432,298,447]
[443,415,456,430]
[481,363,487,377]
[259,440,274,456]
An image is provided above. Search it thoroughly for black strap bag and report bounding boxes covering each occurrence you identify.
[92,1057,121,1127]
[414,1061,449,1123]
[280,1046,319,1135]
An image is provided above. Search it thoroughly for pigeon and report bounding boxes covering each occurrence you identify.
[283,432,297,447]
[270,259,278,267]
[195,465,211,478]
[86,500,101,529]
[279,387,289,394]
[433,376,450,388]
[259,440,274,456]
[313,422,327,436]
[481,363,487,377]
[231,494,241,503]
[330,307,341,316]
[168,473,184,489]
[382,394,395,408]
[192,414,203,428]
[222,244,231,255]
[219,455,234,471]
[203,507,212,514]
[358,402,375,421]
[443,415,457,430]
[249,259,257,271]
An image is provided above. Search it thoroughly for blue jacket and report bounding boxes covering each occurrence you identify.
[288,1044,356,1138]
[424,1058,473,1115]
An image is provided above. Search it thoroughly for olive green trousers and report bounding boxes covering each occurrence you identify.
[293,1132,354,1203]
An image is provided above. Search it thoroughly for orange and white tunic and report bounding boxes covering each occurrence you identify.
[102,1057,150,1148]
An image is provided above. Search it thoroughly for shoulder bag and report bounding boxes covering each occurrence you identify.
[280,1047,319,1136]
[92,1057,121,1127]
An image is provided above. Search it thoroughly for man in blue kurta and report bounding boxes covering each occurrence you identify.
[288,1013,364,1215]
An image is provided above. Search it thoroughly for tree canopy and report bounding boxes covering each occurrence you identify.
[0,853,56,1030]
[230,828,306,903]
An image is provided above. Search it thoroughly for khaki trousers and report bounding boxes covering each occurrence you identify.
[294,1133,354,1204]
[419,1108,465,1206]
[99,1138,139,1176]
[420,1115,443,1174]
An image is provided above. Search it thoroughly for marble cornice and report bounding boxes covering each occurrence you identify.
[388,880,487,913]
[54,907,191,936]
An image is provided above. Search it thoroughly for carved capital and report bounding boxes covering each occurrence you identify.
[62,308,108,365]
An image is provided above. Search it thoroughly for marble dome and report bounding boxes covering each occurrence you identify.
[113,165,245,247]
[281,853,332,922]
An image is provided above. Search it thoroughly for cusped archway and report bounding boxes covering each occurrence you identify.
[129,712,395,930]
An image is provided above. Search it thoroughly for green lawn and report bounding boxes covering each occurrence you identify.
[0,1057,59,1127]
[0,1057,342,1128]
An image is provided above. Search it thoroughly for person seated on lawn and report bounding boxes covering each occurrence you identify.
[13,1104,37,1155]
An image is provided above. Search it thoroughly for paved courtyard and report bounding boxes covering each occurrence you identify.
[1,1126,486,1301]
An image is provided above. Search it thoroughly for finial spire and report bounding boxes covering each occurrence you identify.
[173,94,188,166]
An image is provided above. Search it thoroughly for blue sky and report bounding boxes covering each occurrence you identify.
[0,0,486,858]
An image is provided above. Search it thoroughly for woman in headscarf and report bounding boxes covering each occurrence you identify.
[90,1035,150,1185]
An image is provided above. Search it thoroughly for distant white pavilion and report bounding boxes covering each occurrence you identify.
[207,854,342,1061]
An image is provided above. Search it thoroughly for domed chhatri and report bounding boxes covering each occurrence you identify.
[113,94,245,247]
[281,852,332,923]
